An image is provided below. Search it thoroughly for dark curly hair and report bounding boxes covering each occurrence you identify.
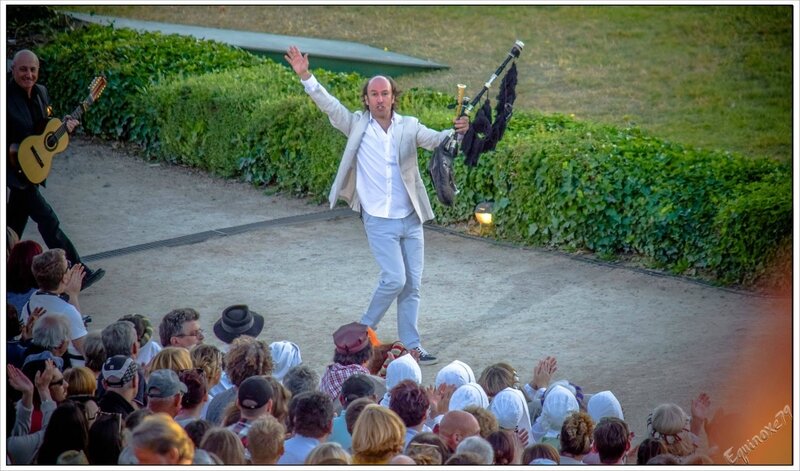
[225,335,273,387]
[389,379,429,428]
[333,342,372,366]
[560,411,594,455]
[290,391,334,439]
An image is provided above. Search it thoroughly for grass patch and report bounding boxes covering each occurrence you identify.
[60,4,792,161]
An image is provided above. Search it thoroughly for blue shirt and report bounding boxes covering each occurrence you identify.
[328,411,351,451]
[277,434,321,465]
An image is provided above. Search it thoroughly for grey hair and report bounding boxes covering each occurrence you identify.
[32,313,70,350]
[282,364,320,398]
[83,332,107,371]
[102,320,137,357]
[455,435,495,465]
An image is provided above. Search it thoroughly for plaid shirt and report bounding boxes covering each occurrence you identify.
[319,363,370,401]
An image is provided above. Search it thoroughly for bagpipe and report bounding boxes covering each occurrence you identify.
[429,40,523,206]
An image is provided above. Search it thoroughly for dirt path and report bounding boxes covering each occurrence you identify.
[12,137,793,461]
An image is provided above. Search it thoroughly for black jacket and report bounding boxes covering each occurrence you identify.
[7,79,51,189]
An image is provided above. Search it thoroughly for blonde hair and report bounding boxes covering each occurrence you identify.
[351,404,406,464]
[305,442,352,465]
[478,362,516,398]
[64,367,97,397]
[131,413,194,464]
[146,346,193,378]
[247,415,286,464]
[463,405,499,438]
[560,411,594,455]
[190,344,223,388]
[648,403,695,457]
[200,427,246,465]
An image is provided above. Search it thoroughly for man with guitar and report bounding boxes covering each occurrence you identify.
[7,49,105,290]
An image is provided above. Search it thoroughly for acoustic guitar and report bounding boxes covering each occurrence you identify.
[16,76,107,184]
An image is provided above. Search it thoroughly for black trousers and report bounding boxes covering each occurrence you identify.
[7,184,82,264]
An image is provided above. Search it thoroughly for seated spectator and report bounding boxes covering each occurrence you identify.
[6,303,28,369]
[586,390,624,423]
[406,441,444,465]
[435,359,476,390]
[283,363,320,398]
[455,435,494,464]
[329,374,376,450]
[227,375,275,455]
[146,346,193,378]
[407,431,451,464]
[63,366,99,429]
[558,411,594,464]
[379,353,421,407]
[24,314,71,370]
[344,396,376,447]
[270,340,302,383]
[305,442,352,465]
[97,355,139,419]
[648,393,712,458]
[265,375,291,425]
[593,416,632,465]
[636,437,667,465]
[320,322,373,402]
[463,405,499,438]
[487,429,522,465]
[351,403,406,464]
[200,427,246,464]
[87,411,124,464]
[82,332,105,378]
[478,362,518,400]
[34,400,89,464]
[366,340,410,378]
[209,304,265,397]
[522,442,560,465]
[23,249,87,366]
[174,368,208,425]
[131,413,194,464]
[449,382,490,411]
[20,353,68,433]
[205,335,272,425]
[189,343,223,415]
[437,409,481,453]
[116,408,154,464]
[183,418,212,449]
[159,307,204,349]
[246,415,286,464]
[389,379,431,448]
[489,386,533,446]
[278,391,335,464]
[445,451,484,464]
[531,383,579,445]
[6,239,42,314]
[119,314,162,367]
[98,320,147,407]
[146,369,187,418]
[6,360,58,464]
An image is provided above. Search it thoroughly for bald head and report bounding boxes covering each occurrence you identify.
[11,49,40,95]
[438,410,481,451]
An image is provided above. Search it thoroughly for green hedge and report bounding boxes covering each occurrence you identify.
[36,21,791,288]
[38,23,263,143]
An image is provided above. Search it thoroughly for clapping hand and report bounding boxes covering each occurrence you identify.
[531,355,558,391]
[20,306,45,340]
[7,364,33,395]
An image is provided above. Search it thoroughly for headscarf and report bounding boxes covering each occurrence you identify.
[587,390,624,422]
[434,360,475,389]
[534,384,579,442]
[489,387,532,443]
[449,382,490,411]
[270,341,302,382]
[379,353,421,407]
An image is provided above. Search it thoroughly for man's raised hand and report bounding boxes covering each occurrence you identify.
[284,46,311,80]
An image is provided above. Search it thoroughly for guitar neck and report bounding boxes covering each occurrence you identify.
[51,101,89,142]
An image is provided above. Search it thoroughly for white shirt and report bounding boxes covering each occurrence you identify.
[23,291,87,365]
[301,74,414,219]
[136,339,162,367]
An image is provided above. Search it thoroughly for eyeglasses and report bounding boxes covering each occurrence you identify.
[175,329,204,338]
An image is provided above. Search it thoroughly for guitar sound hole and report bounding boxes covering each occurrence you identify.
[45,134,57,150]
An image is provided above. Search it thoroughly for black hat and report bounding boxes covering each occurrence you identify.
[238,376,273,410]
[213,305,264,344]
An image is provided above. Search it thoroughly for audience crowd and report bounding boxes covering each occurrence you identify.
[6,242,725,465]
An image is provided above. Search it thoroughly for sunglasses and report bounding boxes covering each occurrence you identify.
[49,377,66,387]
